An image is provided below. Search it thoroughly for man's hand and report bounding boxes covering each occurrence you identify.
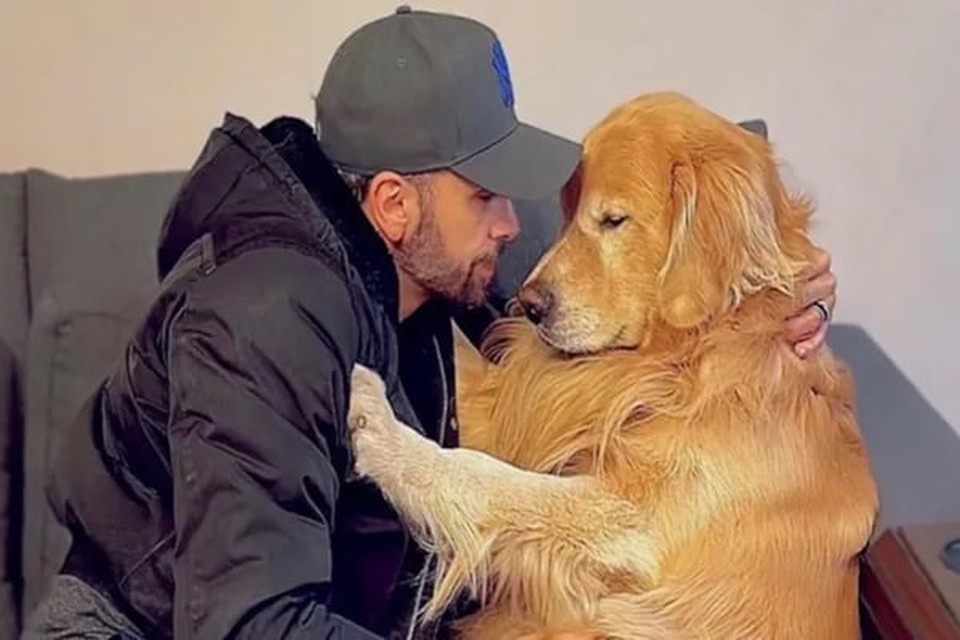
[784,246,837,358]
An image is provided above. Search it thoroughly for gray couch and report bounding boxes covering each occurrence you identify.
[2,158,960,635]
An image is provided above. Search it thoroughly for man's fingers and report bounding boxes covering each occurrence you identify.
[786,246,836,359]
[801,270,837,307]
[784,305,822,342]
[786,294,835,358]
[804,246,831,278]
[794,324,828,359]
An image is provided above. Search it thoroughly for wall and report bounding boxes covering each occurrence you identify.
[2,0,959,433]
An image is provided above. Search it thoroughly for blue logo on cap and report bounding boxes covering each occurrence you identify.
[491,40,515,108]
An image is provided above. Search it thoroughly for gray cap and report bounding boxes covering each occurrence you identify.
[315,6,581,200]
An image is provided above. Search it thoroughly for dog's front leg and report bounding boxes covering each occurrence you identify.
[348,363,539,617]
[347,364,555,560]
[347,363,500,529]
[348,365,660,626]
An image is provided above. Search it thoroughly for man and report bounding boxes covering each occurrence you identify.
[26,7,836,640]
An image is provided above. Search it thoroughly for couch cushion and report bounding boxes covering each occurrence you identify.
[20,168,186,618]
[0,173,29,366]
[21,301,143,617]
[25,169,186,322]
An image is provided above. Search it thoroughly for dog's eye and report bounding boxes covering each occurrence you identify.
[600,213,628,230]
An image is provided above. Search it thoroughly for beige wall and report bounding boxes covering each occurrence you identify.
[3,0,959,433]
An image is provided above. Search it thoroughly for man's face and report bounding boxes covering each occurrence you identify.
[395,171,520,308]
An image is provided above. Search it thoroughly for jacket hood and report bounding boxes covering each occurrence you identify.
[155,112,400,318]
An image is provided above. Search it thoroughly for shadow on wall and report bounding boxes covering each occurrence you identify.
[828,324,960,533]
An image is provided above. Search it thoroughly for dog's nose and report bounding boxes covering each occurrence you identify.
[518,282,554,325]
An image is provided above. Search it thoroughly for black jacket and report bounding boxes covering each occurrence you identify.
[46,113,467,639]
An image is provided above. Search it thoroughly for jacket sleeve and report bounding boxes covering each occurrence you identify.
[165,260,382,640]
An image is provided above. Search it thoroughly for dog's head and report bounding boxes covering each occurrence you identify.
[517,92,808,355]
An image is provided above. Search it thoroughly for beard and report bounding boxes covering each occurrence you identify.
[393,208,501,310]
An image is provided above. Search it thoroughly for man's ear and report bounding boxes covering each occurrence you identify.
[365,171,419,245]
[657,154,796,329]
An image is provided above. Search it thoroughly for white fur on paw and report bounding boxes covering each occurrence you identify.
[348,364,400,477]
[348,364,393,430]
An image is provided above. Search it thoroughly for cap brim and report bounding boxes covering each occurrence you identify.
[450,122,581,201]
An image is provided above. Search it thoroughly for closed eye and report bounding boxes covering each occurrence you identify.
[600,212,628,230]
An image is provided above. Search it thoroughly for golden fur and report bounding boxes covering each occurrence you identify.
[348,91,878,639]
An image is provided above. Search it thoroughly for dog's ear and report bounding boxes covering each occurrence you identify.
[656,150,797,329]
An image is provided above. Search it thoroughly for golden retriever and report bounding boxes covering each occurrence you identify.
[347,91,879,639]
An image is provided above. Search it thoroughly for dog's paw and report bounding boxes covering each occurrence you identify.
[348,364,394,432]
[347,364,400,477]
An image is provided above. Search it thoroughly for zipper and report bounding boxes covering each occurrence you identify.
[404,336,450,640]
[433,335,451,447]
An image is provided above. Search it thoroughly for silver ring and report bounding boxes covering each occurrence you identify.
[812,299,831,324]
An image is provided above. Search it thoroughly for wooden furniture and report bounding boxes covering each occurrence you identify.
[860,522,960,639]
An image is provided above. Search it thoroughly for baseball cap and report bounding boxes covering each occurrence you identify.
[314,6,581,201]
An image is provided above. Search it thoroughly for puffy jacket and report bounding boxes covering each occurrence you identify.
[46,113,463,639]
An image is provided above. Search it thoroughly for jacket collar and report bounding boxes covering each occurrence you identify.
[262,116,460,449]
[259,115,402,323]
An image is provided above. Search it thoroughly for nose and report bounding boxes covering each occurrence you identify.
[491,199,520,243]
[517,281,554,325]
